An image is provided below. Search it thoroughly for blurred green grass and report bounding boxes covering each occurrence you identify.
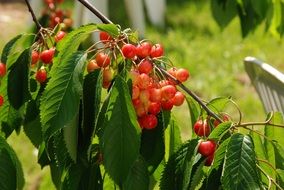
[1,0,284,189]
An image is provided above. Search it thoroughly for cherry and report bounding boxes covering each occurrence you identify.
[96,52,111,68]
[139,89,150,105]
[0,95,4,106]
[102,68,113,83]
[0,62,7,77]
[87,60,100,73]
[31,51,39,65]
[137,73,151,89]
[161,98,174,111]
[176,68,190,82]
[168,67,177,78]
[148,102,161,115]
[205,154,214,166]
[63,18,73,28]
[35,68,47,83]
[44,0,54,5]
[122,44,136,59]
[132,86,140,100]
[55,31,66,42]
[129,70,140,86]
[213,113,230,127]
[149,88,162,102]
[99,31,111,42]
[40,48,55,64]
[173,91,185,106]
[138,114,158,129]
[135,102,147,117]
[55,0,64,3]
[194,119,210,137]
[161,85,176,100]
[136,42,152,58]
[198,140,216,157]
[138,59,153,74]
[150,43,164,58]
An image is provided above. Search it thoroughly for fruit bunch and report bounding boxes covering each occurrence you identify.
[86,31,190,130]
[42,0,73,29]
[32,30,66,84]
[194,114,230,166]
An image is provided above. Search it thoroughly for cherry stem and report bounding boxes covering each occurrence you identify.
[24,0,42,30]
[237,121,284,129]
[77,0,113,24]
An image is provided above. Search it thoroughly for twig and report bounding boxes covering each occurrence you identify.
[24,0,42,30]
[257,164,283,190]
[77,0,113,24]
[238,121,284,129]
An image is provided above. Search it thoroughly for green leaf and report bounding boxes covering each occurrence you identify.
[210,0,238,29]
[160,139,200,190]
[208,121,233,140]
[186,96,200,138]
[81,70,102,153]
[123,157,149,190]
[79,163,103,190]
[182,139,201,190]
[97,23,120,37]
[208,137,230,176]
[206,96,230,114]
[251,130,271,186]
[61,163,84,190]
[1,33,34,66]
[51,24,97,77]
[7,48,31,109]
[263,112,284,183]
[165,118,182,160]
[140,111,167,174]
[23,100,42,147]
[0,136,25,190]
[189,161,205,190]
[222,133,261,190]
[276,169,284,188]
[101,76,141,184]
[268,0,283,39]
[63,114,79,162]
[40,51,87,139]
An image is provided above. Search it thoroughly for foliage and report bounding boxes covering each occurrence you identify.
[0,2,284,189]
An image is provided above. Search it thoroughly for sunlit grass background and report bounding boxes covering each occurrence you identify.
[1,0,284,189]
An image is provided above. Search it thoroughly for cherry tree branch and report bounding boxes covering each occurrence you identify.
[24,0,42,30]
[77,0,113,24]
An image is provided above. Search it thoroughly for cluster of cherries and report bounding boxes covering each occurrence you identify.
[86,31,190,130]
[43,0,73,29]
[32,30,66,84]
[194,114,230,166]
[0,62,6,107]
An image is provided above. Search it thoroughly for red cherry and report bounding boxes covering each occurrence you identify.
[87,60,100,73]
[194,119,210,137]
[213,113,230,127]
[0,95,4,106]
[122,44,136,59]
[149,88,162,102]
[129,70,140,86]
[40,48,55,64]
[55,0,64,3]
[198,140,216,157]
[55,31,66,42]
[148,102,161,115]
[132,99,141,107]
[0,62,7,77]
[44,0,54,5]
[102,68,113,83]
[99,31,111,42]
[137,73,151,89]
[205,154,214,166]
[161,85,176,100]
[168,67,177,78]
[150,43,164,58]
[63,18,73,28]
[173,91,185,106]
[135,101,147,117]
[136,42,152,58]
[35,68,47,83]
[132,86,140,100]
[31,51,39,65]
[139,89,150,105]
[138,59,153,74]
[176,68,190,82]
[96,52,111,68]
[138,114,158,129]
[161,98,174,111]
